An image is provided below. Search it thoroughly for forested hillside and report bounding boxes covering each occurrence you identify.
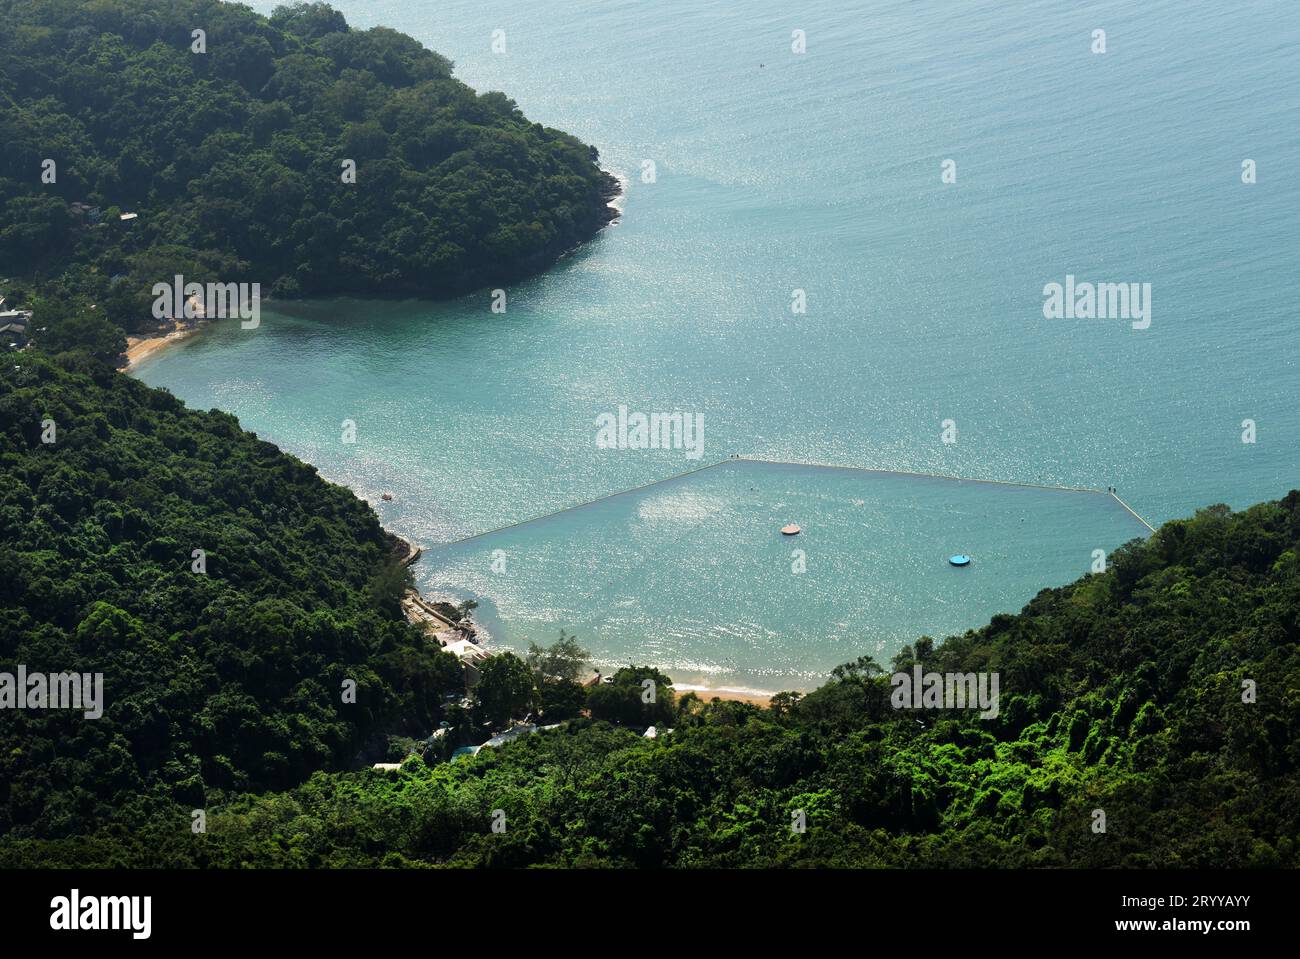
[3,342,1296,866]
[0,0,618,338]
[0,352,464,839]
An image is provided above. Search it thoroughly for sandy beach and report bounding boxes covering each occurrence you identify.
[122,321,194,369]
[677,685,772,706]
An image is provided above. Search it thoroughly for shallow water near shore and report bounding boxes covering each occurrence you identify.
[136,0,1300,688]
[420,460,1149,691]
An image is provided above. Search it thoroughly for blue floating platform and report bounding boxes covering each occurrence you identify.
[949,554,972,567]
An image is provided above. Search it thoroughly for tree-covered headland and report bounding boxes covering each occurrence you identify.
[0,0,619,350]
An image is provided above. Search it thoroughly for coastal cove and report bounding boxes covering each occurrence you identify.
[5,0,1300,880]
[136,0,1300,693]
[414,459,1151,693]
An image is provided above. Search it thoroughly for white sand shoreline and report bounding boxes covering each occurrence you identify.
[122,320,198,370]
[674,683,775,705]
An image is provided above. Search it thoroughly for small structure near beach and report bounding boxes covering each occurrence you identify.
[443,637,490,684]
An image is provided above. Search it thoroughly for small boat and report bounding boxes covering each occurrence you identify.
[949,554,971,567]
[781,524,801,535]
[381,493,393,501]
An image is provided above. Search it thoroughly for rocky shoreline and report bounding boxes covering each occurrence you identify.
[387,531,423,568]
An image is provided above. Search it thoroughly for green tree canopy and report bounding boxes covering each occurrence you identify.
[473,652,535,728]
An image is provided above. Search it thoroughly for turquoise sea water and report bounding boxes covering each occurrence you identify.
[137,0,1299,690]
[424,460,1148,691]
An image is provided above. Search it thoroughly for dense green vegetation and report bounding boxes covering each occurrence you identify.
[3,0,1291,877]
[0,0,618,346]
[2,348,1296,866]
[0,352,465,838]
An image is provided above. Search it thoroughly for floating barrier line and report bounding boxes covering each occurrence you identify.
[426,457,735,548]
[424,454,1152,550]
[1109,490,1157,533]
[735,456,1107,495]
